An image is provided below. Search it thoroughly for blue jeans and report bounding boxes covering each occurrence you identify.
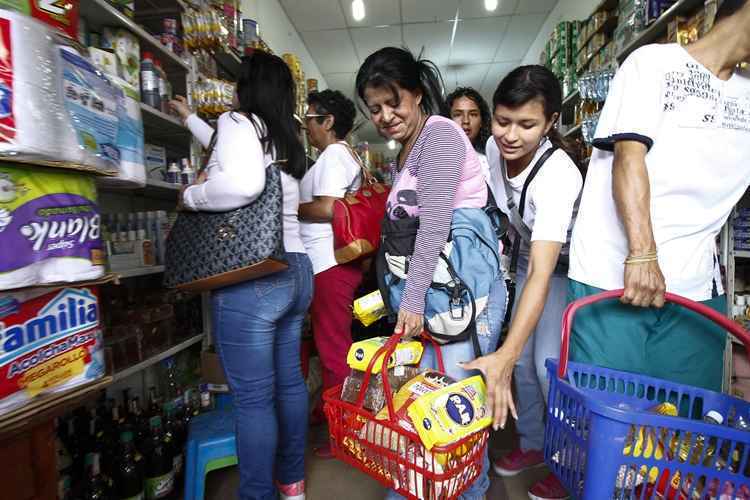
[513,267,568,451]
[212,253,314,500]
[386,278,506,500]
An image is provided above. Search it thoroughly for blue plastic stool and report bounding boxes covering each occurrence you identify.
[183,410,238,500]
[214,392,233,411]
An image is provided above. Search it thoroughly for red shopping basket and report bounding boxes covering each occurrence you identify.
[323,333,490,500]
[545,290,750,499]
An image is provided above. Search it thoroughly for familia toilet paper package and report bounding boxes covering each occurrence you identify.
[0,286,105,416]
[0,10,119,174]
[0,163,105,290]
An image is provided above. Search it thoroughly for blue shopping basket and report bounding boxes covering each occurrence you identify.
[544,290,750,500]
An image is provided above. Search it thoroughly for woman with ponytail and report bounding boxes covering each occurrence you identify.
[356,47,506,500]
[463,65,582,500]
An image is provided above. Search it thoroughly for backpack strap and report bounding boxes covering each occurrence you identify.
[503,147,558,275]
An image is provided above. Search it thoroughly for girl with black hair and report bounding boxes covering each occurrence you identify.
[463,65,582,500]
[170,50,310,500]
[357,47,506,500]
[447,87,492,179]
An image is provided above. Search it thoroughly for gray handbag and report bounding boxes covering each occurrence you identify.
[163,132,288,292]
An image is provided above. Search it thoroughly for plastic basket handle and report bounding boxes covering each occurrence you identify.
[558,289,750,379]
[354,331,445,422]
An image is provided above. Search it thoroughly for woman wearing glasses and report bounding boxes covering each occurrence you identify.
[298,89,363,457]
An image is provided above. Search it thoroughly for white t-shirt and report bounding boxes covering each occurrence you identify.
[569,44,750,300]
[485,137,582,264]
[183,113,305,254]
[299,142,362,274]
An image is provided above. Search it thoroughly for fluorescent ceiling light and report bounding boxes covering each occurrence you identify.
[485,0,498,11]
[352,0,365,21]
[387,139,396,150]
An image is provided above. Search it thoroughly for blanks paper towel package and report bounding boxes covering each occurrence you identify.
[0,286,105,416]
[0,10,119,174]
[0,164,105,290]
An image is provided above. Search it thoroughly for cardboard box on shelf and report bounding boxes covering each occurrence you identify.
[201,350,228,386]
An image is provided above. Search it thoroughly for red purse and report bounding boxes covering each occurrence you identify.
[331,145,390,265]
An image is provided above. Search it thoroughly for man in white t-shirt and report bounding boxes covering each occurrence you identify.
[298,90,362,452]
[568,0,750,391]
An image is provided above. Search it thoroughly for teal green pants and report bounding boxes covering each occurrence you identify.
[568,280,727,392]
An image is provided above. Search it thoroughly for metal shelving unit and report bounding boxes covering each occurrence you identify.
[115,265,166,279]
[112,334,205,383]
[616,0,706,62]
[81,0,190,75]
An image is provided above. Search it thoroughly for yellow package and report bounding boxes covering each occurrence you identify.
[408,375,492,451]
[347,337,424,373]
[354,290,388,326]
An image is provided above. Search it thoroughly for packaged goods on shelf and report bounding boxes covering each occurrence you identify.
[0,164,106,290]
[192,76,234,117]
[100,284,203,372]
[0,11,120,173]
[0,286,105,416]
[0,0,80,38]
[98,78,146,188]
[102,210,170,267]
[182,2,240,52]
[100,28,140,94]
[144,144,166,179]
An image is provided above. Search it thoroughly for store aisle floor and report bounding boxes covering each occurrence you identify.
[205,422,551,499]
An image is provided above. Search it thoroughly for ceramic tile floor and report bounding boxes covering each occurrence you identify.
[205,421,551,499]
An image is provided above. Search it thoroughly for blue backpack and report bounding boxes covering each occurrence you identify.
[376,208,501,354]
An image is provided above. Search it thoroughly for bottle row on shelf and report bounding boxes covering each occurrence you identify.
[57,382,217,500]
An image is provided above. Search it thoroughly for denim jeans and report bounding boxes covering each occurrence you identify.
[386,278,507,500]
[512,266,568,451]
[212,253,314,500]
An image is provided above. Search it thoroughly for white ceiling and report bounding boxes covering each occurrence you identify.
[280,0,558,143]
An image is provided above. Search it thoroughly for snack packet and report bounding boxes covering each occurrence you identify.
[347,336,424,373]
[408,375,492,451]
[353,290,388,326]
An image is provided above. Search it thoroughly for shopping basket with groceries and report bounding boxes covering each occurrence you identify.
[545,289,750,499]
[323,333,491,500]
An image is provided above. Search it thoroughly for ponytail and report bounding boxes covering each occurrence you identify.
[493,65,581,167]
[356,47,447,117]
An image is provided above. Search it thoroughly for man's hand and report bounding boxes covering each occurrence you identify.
[461,346,519,430]
[394,308,423,339]
[622,259,666,307]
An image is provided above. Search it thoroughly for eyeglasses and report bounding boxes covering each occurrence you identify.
[303,113,330,121]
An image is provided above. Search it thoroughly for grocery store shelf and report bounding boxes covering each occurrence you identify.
[735,250,750,259]
[112,333,204,382]
[140,103,192,153]
[562,89,580,109]
[616,0,705,62]
[81,0,190,74]
[0,376,112,434]
[576,16,618,56]
[99,178,182,200]
[564,124,583,138]
[115,265,166,279]
[214,48,243,78]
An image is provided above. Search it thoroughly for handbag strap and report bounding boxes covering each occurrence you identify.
[503,146,558,275]
[338,141,376,190]
[199,120,285,176]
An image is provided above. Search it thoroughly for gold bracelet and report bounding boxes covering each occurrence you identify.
[624,255,659,265]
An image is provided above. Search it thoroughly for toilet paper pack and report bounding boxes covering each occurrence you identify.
[0,10,119,174]
[0,286,105,416]
[0,164,105,290]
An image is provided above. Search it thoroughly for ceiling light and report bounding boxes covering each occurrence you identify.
[352,0,365,22]
[387,139,396,150]
[484,0,498,11]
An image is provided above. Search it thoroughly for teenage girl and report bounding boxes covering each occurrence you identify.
[464,65,582,500]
